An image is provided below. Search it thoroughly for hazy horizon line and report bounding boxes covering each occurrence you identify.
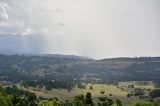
[0,52,160,60]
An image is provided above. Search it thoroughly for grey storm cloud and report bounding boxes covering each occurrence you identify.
[0,0,160,59]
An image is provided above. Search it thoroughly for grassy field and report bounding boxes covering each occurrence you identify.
[119,81,155,89]
[16,82,154,105]
[14,81,156,105]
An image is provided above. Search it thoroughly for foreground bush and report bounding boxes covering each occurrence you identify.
[131,101,160,106]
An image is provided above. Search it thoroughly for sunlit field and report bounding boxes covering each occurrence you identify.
[14,82,156,105]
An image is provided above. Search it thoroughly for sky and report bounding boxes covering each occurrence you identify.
[0,0,160,59]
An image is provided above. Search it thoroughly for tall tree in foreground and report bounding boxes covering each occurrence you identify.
[85,92,94,106]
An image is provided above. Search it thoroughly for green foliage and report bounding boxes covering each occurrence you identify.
[97,95,122,106]
[85,92,94,106]
[0,86,37,106]
[5,85,37,101]
[72,92,95,106]
[22,79,74,90]
[131,101,160,106]
[72,94,85,106]
[155,84,160,88]
[149,89,160,98]
[36,99,63,106]
[0,93,12,106]
[97,98,120,106]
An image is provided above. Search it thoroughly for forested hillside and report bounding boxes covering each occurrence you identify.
[0,54,160,84]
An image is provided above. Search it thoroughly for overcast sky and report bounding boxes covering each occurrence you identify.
[0,0,160,59]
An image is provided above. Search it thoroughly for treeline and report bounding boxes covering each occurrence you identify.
[22,79,74,90]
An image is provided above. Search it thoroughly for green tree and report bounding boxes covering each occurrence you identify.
[85,92,94,106]
[0,94,12,106]
[72,94,85,106]
[150,89,160,98]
